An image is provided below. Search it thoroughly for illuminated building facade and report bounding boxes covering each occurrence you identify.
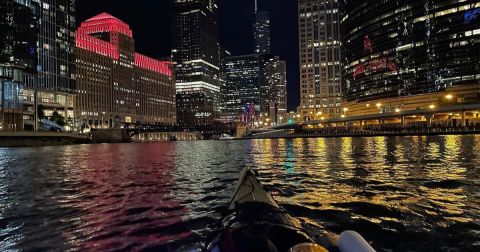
[224,54,263,123]
[172,0,220,127]
[218,48,236,123]
[264,56,287,123]
[299,0,343,121]
[342,0,480,103]
[22,0,77,128]
[221,2,288,126]
[222,54,288,125]
[75,13,176,128]
[0,0,38,131]
[253,4,271,55]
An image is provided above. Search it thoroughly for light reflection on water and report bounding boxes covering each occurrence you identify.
[0,135,479,251]
[249,136,480,251]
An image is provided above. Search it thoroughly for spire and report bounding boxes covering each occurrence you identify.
[254,0,258,14]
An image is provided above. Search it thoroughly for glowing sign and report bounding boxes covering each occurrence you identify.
[364,35,373,53]
[354,34,398,77]
[465,8,480,23]
[353,58,397,78]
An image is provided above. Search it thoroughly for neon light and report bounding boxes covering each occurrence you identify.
[353,58,397,78]
[353,64,365,78]
[79,12,132,38]
[76,13,172,77]
[364,35,373,53]
[134,53,173,77]
[464,8,480,23]
[76,33,119,59]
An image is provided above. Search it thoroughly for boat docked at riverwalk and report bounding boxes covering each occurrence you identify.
[205,168,376,252]
[219,134,236,140]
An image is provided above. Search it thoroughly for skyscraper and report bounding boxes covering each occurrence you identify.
[342,0,480,103]
[172,0,220,127]
[298,0,342,121]
[75,13,176,128]
[220,0,288,126]
[224,54,263,123]
[22,0,76,129]
[253,1,271,55]
[34,0,76,92]
[0,0,38,131]
[264,56,287,123]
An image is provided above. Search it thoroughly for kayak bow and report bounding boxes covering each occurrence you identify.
[206,167,376,252]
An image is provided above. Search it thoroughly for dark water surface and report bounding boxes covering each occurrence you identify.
[1,136,479,251]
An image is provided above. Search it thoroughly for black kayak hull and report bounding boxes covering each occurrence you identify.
[205,168,376,252]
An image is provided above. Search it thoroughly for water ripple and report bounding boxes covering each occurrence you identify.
[0,136,479,251]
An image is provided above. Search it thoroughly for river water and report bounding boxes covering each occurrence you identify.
[0,135,479,251]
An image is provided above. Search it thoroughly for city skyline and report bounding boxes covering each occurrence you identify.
[75,13,176,128]
[2,0,479,131]
[1,2,480,251]
[76,0,301,111]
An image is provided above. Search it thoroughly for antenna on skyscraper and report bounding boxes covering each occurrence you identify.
[254,0,258,14]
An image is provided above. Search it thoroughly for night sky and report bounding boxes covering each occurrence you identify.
[77,0,299,111]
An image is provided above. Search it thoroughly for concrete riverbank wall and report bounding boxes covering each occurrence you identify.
[0,132,91,147]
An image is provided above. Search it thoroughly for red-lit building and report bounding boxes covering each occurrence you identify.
[75,13,176,128]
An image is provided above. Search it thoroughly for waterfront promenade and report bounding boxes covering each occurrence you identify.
[247,127,480,139]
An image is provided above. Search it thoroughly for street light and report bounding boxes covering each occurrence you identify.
[429,104,436,110]
[395,108,401,113]
[343,108,349,112]
[341,114,346,118]
[376,103,382,108]
[445,94,453,100]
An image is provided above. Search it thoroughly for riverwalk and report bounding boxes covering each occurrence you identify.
[245,127,480,139]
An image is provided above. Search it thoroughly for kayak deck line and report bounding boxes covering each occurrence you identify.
[228,168,279,210]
